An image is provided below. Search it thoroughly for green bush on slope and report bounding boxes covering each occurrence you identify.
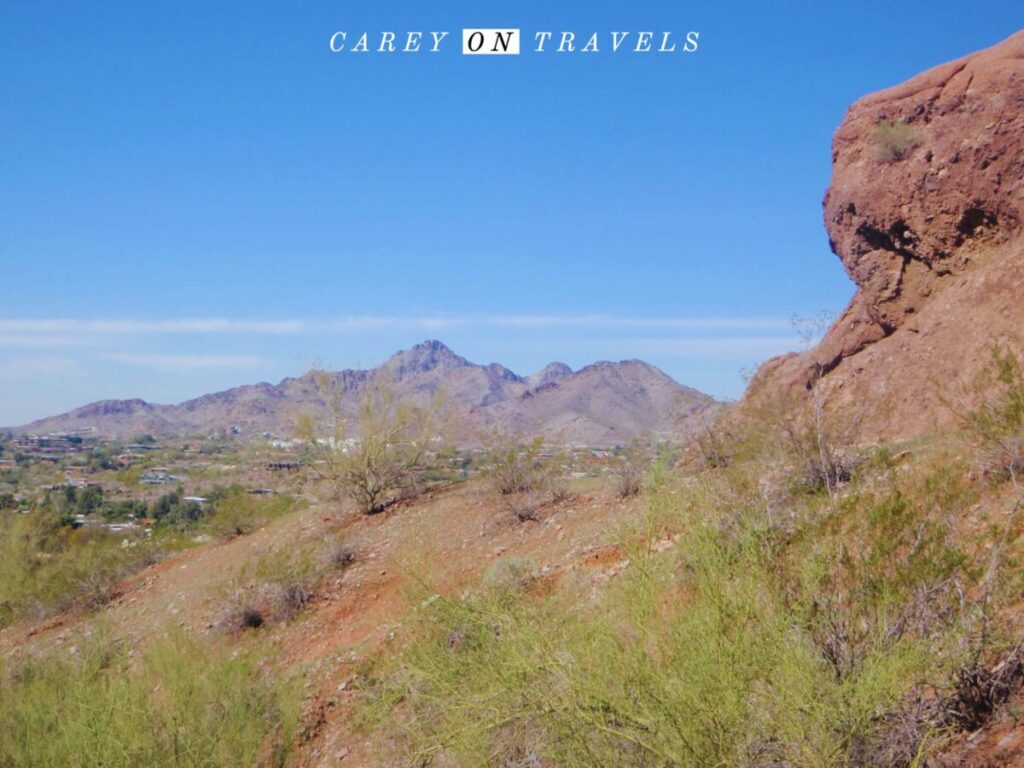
[356,452,986,767]
[0,631,300,768]
[0,514,187,627]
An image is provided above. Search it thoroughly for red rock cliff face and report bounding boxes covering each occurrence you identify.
[750,30,1024,440]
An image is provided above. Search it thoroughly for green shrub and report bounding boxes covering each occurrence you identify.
[485,434,555,496]
[483,556,540,593]
[0,486,300,629]
[873,119,920,162]
[0,513,185,628]
[964,346,1024,486]
[358,500,936,766]
[610,439,648,498]
[0,631,300,767]
[208,487,300,538]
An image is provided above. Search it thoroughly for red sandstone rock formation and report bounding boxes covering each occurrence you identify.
[751,30,1024,440]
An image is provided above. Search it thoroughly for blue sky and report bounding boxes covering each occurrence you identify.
[1,2,1021,426]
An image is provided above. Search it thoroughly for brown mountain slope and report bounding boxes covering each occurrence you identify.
[748,30,1024,440]
[478,359,709,443]
[7,341,718,445]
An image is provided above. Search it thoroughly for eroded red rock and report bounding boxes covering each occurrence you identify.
[750,30,1024,440]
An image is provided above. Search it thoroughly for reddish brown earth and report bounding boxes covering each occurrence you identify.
[750,30,1024,441]
[0,481,644,766]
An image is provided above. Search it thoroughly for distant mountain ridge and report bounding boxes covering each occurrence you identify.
[6,340,719,445]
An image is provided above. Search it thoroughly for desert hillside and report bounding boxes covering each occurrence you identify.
[7,29,1024,768]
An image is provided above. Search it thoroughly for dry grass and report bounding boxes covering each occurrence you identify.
[874,119,920,162]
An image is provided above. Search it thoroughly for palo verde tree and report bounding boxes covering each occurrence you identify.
[296,369,449,515]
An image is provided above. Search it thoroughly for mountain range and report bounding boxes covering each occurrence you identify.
[5,340,719,445]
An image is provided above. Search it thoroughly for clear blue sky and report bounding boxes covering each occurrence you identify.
[1,1,1021,426]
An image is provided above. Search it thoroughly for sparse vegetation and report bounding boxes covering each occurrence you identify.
[216,600,266,632]
[874,118,920,162]
[297,371,451,514]
[7,349,1024,768]
[207,485,300,538]
[483,555,540,593]
[0,513,183,627]
[0,631,300,767]
[746,384,856,505]
[485,433,552,496]
[323,538,357,571]
[359,502,936,765]
[686,422,735,469]
[0,474,301,629]
[482,432,570,522]
[610,439,648,498]
[962,345,1024,487]
[217,546,317,632]
[354,414,1021,766]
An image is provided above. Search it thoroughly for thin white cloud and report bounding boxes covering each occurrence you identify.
[298,314,795,332]
[104,353,263,372]
[0,314,793,336]
[627,336,808,358]
[316,316,450,332]
[0,318,302,334]
[488,315,793,330]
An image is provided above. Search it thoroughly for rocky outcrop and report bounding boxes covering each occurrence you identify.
[385,339,471,378]
[750,30,1024,439]
[526,362,573,389]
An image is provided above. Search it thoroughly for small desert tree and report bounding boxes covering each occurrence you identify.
[611,438,648,498]
[740,313,853,511]
[486,432,550,496]
[297,370,448,514]
[482,430,567,522]
[794,312,849,502]
[963,345,1024,488]
[685,422,735,470]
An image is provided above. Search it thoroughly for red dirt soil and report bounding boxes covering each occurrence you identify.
[0,481,644,766]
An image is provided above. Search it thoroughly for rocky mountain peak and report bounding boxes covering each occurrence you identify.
[526,362,573,389]
[384,339,471,378]
[484,362,521,383]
